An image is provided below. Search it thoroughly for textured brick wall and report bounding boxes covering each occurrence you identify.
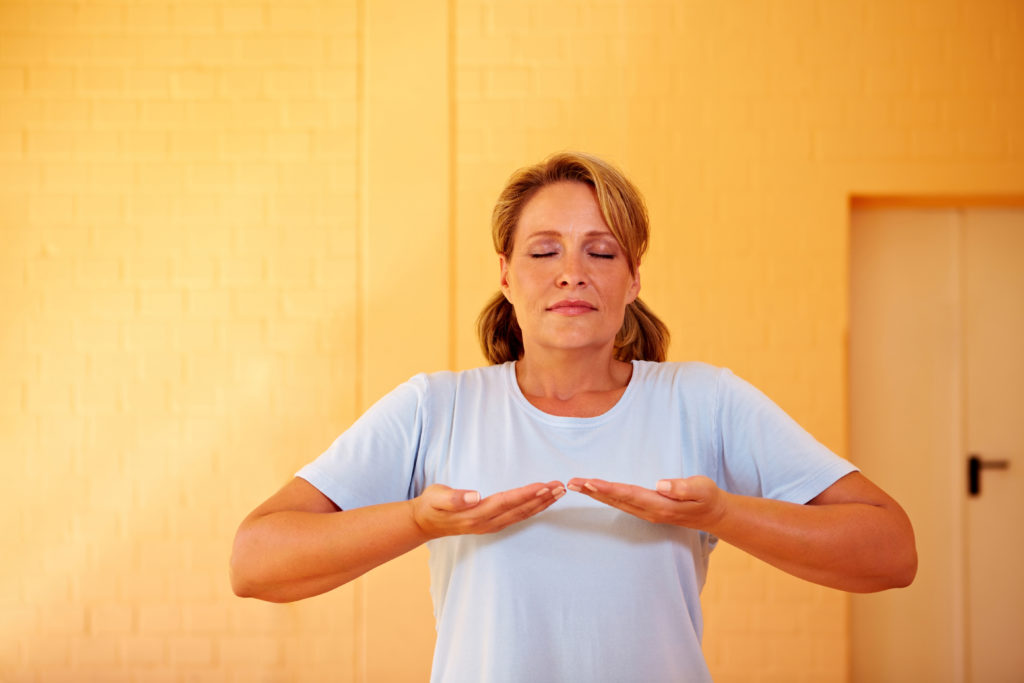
[2,0,1023,681]
[1,1,363,681]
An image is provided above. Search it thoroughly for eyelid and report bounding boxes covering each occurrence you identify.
[525,241,559,255]
[521,237,620,258]
[587,239,620,257]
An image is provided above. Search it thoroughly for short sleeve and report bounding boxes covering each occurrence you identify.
[296,374,430,510]
[714,368,857,503]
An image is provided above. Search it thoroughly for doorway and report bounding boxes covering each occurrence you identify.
[848,204,1024,682]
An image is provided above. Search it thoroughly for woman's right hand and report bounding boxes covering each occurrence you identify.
[410,482,565,539]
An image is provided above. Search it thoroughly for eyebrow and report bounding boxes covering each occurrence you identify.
[522,229,614,238]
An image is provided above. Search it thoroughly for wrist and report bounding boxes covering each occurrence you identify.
[702,489,733,536]
[405,497,440,542]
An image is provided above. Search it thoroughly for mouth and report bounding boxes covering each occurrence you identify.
[547,300,597,315]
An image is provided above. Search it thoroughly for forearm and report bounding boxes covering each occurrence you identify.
[231,478,565,603]
[230,500,427,603]
[569,472,917,593]
[708,492,917,592]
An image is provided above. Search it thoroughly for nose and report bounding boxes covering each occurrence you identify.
[557,251,587,288]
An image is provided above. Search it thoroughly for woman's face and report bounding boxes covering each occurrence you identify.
[500,181,641,359]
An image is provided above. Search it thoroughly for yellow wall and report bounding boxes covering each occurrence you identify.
[2,0,1022,681]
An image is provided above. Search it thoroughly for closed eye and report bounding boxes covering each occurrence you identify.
[589,253,615,259]
[530,252,557,258]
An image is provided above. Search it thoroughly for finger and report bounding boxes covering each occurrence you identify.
[480,488,565,532]
[474,483,566,532]
[587,494,665,524]
[567,478,643,500]
[565,477,590,493]
[483,483,565,517]
[567,478,682,522]
[566,478,606,500]
[480,481,563,512]
[591,491,661,516]
[565,478,640,509]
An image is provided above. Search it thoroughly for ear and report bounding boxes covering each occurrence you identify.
[627,266,641,304]
[499,255,511,300]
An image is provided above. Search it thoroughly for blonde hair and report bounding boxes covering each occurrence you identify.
[477,151,670,364]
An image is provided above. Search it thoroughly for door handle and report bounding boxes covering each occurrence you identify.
[968,454,1010,496]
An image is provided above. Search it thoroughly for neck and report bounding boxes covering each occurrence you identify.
[515,343,631,401]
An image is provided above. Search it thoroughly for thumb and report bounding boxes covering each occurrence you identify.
[425,484,481,510]
[655,478,691,501]
[455,489,481,507]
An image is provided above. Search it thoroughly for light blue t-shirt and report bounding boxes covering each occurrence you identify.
[297,360,856,683]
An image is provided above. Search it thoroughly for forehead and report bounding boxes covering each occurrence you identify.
[516,181,610,236]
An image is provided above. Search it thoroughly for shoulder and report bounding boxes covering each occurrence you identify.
[634,360,771,398]
[631,360,726,389]
[623,361,734,419]
[415,362,508,389]
[401,362,510,403]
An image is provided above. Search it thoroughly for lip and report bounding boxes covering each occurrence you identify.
[547,299,597,315]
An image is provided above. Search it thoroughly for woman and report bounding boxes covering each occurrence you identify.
[231,152,916,682]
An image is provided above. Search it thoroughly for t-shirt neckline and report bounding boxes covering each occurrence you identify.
[504,359,640,427]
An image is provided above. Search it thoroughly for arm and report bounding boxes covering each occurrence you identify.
[566,471,916,593]
[230,477,566,603]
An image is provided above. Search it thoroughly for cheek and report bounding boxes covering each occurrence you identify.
[604,270,638,297]
[509,261,548,288]
[503,270,531,303]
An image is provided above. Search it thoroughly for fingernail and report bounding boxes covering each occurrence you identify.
[583,482,597,492]
[566,484,581,492]
[463,491,480,505]
[535,487,550,497]
[552,487,566,499]
[656,480,671,492]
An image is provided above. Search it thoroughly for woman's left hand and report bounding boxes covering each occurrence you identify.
[568,472,918,592]
[565,476,728,531]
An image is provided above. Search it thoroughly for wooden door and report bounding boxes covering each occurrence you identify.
[849,206,1024,682]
